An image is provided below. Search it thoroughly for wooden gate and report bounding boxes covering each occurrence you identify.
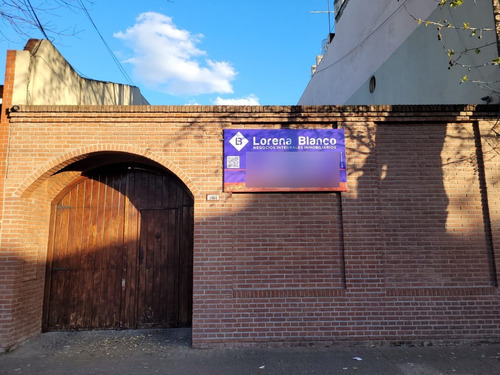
[43,165,193,330]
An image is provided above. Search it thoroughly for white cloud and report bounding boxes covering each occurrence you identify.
[213,94,260,105]
[114,12,236,95]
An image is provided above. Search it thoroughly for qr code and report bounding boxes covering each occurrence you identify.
[227,156,240,169]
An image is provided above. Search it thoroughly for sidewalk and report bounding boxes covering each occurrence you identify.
[1,329,499,375]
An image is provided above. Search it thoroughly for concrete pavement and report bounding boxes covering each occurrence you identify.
[1,329,500,374]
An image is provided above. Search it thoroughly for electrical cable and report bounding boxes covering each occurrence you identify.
[24,0,50,40]
[313,0,410,75]
[76,0,135,86]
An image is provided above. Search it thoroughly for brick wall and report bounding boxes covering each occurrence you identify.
[0,104,498,351]
[0,50,16,351]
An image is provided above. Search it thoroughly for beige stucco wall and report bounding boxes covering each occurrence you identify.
[11,40,148,106]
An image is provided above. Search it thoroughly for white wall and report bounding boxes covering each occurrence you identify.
[299,0,499,105]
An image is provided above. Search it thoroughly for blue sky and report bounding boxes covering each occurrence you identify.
[0,1,334,105]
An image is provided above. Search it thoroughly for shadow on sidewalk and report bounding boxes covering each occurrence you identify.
[2,329,500,375]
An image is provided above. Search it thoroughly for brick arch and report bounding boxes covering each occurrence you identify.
[14,144,200,199]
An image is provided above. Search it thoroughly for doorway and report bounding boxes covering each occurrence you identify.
[43,165,194,330]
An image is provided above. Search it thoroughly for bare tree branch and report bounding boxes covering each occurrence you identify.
[0,0,93,41]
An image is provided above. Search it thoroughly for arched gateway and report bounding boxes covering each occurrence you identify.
[42,164,194,330]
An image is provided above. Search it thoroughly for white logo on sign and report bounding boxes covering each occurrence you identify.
[229,132,249,151]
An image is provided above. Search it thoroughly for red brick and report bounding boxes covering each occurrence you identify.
[0,105,499,351]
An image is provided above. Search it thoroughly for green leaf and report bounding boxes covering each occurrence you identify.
[460,75,468,83]
[475,48,481,54]
[450,0,464,7]
[492,57,500,65]
[463,22,470,30]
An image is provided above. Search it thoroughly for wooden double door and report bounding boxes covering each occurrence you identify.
[43,166,194,330]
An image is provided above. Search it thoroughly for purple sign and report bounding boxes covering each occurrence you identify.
[223,129,347,192]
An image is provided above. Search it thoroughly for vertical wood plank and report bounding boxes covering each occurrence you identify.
[91,174,105,328]
[45,166,194,330]
[126,172,139,328]
[82,178,97,328]
[159,209,169,325]
[106,174,119,328]
[166,209,178,326]
[67,183,82,328]
[52,192,71,328]
[114,172,127,328]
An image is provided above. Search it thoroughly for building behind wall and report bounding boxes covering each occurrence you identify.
[1,39,148,106]
[300,0,500,105]
[0,41,499,352]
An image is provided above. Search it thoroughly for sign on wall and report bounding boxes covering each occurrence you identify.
[223,129,347,192]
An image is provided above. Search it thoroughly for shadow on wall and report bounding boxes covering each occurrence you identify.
[40,164,194,331]
[14,39,149,106]
[157,107,499,291]
[353,120,498,288]
[2,106,499,350]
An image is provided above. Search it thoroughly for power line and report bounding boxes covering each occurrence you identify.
[314,0,410,75]
[24,0,50,40]
[77,0,135,86]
